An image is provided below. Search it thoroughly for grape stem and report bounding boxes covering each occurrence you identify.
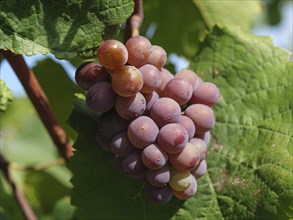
[0,153,38,220]
[1,50,73,161]
[125,0,143,41]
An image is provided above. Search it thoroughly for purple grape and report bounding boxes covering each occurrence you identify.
[156,68,174,96]
[127,116,159,149]
[157,123,188,154]
[141,144,168,170]
[189,138,208,161]
[97,109,129,139]
[163,78,193,105]
[97,39,128,70]
[95,129,112,152]
[194,131,211,145]
[125,36,151,68]
[86,82,117,113]
[191,160,207,179]
[148,45,167,70]
[111,132,136,157]
[139,64,162,93]
[184,104,215,134]
[115,92,146,120]
[122,151,146,178]
[190,82,220,107]
[146,163,171,187]
[146,184,173,204]
[177,115,196,140]
[150,97,181,128]
[175,69,201,91]
[75,62,110,90]
[173,175,197,200]
[112,155,124,172]
[143,91,159,115]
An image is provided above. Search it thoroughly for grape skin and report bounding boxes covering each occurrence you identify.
[177,115,196,140]
[194,131,211,145]
[125,36,152,68]
[169,168,191,191]
[146,184,173,205]
[150,97,181,128]
[141,144,168,170]
[111,132,136,157]
[139,64,162,93]
[191,159,207,179]
[143,91,159,115]
[190,82,220,107]
[95,129,112,152]
[97,39,128,70]
[173,175,197,200]
[148,45,167,70]
[156,68,174,96]
[112,66,143,97]
[122,150,147,178]
[75,62,110,90]
[146,163,171,187]
[115,92,146,120]
[168,143,201,171]
[157,123,189,154]
[128,116,159,149]
[175,69,201,91]
[184,104,215,134]
[86,82,117,113]
[189,138,208,161]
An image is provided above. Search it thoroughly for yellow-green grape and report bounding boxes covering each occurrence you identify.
[169,168,191,191]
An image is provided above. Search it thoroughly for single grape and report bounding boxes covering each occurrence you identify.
[191,160,207,179]
[190,82,220,107]
[184,104,215,134]
[115,93,146,120]
[95,129,112,152]
[168,143,201,171]
[157,123,188,154]
[143,91,159,115]
[194,131,211,145]
[163,78,193,105]
[97,39,128,69]
[177,115,196,140]
[175,69,201,91]
[86,82,117,113]
[128,116,159,149]
[122,150,147,178]
[75,62,110,90]
[150,97,181,128]
[146,163,171,187]
[112,66,143,97]
[146,184,173,204]
[189,138,208,161]
[111,132,136,157]
[169,168,191,191]
[97,109,129,139]
[139,64,162,93]
[148,45,167,70]
[156,68,174,96]
[125,36,152,68]
[173,175,197,200]
[141,144,168,170]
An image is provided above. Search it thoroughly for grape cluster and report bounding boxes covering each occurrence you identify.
[75,36,220,204]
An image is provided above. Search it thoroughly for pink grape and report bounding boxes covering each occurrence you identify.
[191,82,220,107]
[141,144,168,170]
[139,64,162,93]
[148,45,167,70]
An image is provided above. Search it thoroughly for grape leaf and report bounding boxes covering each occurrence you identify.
[0,0,133,59]
[0,79,13,113]
[141,0,261,58]
[68,25,292,219]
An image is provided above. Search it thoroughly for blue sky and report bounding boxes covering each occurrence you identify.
[1,2,292,97]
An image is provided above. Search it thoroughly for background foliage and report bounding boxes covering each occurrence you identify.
[0,0,292,219]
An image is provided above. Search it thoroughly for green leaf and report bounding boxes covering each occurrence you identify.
[0,79,13,113]
[68,26,292,219]
[0,0,134,59]
[141,0,261,58]
[33,57,82,139]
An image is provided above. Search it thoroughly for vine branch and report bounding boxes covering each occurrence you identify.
[1,50,73,161]
[125,0,143,41]
[0,153,38,220]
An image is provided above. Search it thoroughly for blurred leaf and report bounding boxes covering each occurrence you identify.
[142,0,261,58]
[0,0,134,59]
[0,80,13,113]
[33,57,83,139]
[52,196,76,220]
[264,0,282,25]
[68,26,292,219]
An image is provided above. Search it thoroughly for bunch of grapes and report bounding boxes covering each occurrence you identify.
[75,36,220,204]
